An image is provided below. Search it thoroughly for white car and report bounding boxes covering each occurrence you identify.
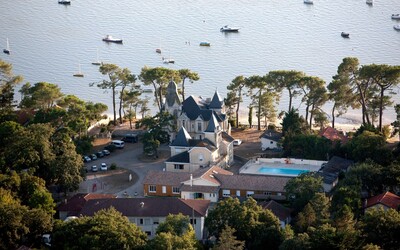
[100,163,107,171]
[91,165,98,172]
[233,139,242,146]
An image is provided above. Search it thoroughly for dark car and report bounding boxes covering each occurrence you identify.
[102,149,111,156]
[122,133,138,143]
[96,151,104,158]
[90,154,97,161]
[83,155,91,162]
[104,144,117,152]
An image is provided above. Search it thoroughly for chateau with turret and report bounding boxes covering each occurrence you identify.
[162,81,234,172]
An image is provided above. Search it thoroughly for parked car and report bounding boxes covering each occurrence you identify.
[102,149,111,156]
[104,144,117,152]
[96,151,104,158]
[122,133,138,143]
[233,139,242,146]
[91,165,98,172]
[90,154,97,161]
[83,155,91,162]
[110,140,125,149]
[100,163,107,171]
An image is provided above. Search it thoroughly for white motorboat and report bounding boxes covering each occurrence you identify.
[220,25,240,32]
[304,0,313,4]
[394,24,400,31]
[366,0,373,5]
[102,35,123,43]
[162,57,175,64]
[392,14,400,20]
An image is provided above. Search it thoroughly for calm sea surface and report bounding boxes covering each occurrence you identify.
[1,0,400,126]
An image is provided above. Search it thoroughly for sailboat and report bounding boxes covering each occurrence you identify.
[3,38,10,54]
[92,49,102,65]
[73,64,84,77]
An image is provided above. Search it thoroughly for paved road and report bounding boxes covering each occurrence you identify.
[82,142,167,198]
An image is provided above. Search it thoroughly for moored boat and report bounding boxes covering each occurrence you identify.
[156,48,162,53]
[392,14,400,20]
[304,0,313,4]
[220,25,240,32]
[366,0,373,5]
[3,38,10,54]
[58,0,71,5]
[102,35,123,43]
[199,42,211,46]
[341,32,350,38]
[394,24,400,31]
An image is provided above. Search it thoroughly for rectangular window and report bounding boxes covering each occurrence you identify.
[246,191,254,197]
[149,185,156,193]
[162,186,166,194]
[222,189,230,197]
[190,219,197,225]
[172,187,180,194]
[153,218,159,224]
[264,192,272,196]
[236,190,241,197]
[174,164,184,170]
[197,123,202,131]
[145,231,151,236]
[139,218,144,225]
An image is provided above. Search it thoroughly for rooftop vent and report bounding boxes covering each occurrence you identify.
[212,170,218,174]
[209,174,214,178]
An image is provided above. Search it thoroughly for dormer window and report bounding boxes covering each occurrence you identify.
[197,122,202,131]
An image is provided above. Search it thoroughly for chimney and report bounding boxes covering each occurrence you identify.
[140,202,144,208]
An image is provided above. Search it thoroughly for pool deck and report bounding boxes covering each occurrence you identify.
[239,158,326,177]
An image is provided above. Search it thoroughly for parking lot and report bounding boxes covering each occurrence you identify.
[77,141,168,197]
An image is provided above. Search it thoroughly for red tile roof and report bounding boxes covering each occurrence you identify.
[79,197,210,217]
[365,191,400,210]
[319,127,348,143]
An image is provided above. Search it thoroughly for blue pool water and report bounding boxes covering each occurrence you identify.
[258,167,309,176]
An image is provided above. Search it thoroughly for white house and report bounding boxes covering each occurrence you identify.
[79,197,211,240]
[260,129,283,151]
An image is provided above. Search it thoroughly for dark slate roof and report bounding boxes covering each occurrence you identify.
[221,132,234,143]
[204,113,219,133]
[170,126,191,147]
[165,151,190,163]
[321,156,353,174]
[189,138,217,151]
[80,198,210,217]
[182,96,202,120]
[209,91,223,109]
[259,200,292,221]
[165,80,181,107]
[260,129,283,142]
[215,174,290,193]
[181,95,227,122]
[142,170,191,186]
[57,193,117,214]
[180,184,220,193]
[318,156,353,185]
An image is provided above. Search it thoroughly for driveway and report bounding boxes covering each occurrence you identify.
[79,142,168,198]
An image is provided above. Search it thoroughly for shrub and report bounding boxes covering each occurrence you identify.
[110,163,117,170]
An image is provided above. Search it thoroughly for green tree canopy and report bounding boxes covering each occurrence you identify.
[52,207,147,250]
[284,173,323,213]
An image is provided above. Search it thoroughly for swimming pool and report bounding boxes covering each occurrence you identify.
[258,167,309,176]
